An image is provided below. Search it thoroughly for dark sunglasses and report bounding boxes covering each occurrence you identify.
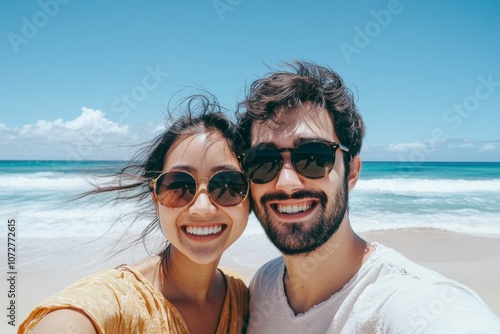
[238,140,349,184]
[150,170,249,208]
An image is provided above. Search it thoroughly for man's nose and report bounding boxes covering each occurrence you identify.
[275,156,304,192]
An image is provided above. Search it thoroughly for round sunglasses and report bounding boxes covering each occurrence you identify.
[238,140,349,184]
[150,170,249,208]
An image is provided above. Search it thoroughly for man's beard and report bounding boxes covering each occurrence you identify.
[254,177,348,256]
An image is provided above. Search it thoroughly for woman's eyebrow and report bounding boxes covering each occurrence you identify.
[167,165,194,173]
[211,164,241,173]
[168,164,241,174]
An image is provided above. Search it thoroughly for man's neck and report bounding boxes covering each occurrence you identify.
[282,222,373,315]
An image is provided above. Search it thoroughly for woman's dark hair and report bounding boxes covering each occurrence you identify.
[237,60,365,168]
[82,94,243,254]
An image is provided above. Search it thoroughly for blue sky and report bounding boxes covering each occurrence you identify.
[1,0,499,161]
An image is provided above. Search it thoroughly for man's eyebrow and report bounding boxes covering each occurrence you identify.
[252,137,328,149]
[251,142,279,149]
[295,137,328,145]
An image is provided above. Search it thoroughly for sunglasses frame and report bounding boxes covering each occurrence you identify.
[238,140,349,184]
[150,169,249,208]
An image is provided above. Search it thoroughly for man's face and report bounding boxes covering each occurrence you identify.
[249,106,354,255]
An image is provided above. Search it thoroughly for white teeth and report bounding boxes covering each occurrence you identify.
[185,225,223,236]
[277,203,312,214]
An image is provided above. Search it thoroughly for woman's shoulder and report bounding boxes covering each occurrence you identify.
[126,255,162,288]
[218,266,249,299]
[65,261,154,287]
[34,263,156,303]
[19,261,164,333]
[218,266,247,283]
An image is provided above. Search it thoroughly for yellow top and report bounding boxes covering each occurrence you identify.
[19,265,248,334]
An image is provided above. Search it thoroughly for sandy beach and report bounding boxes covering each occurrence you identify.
[4,228,499,333]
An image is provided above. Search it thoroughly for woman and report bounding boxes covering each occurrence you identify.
[20,95,250,333]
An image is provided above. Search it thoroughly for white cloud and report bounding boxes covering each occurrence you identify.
[356,139,500,162]
[458,142,474,148]
[18,107,128,139]
[386,142,426,152]
[480,143,497,152]
[152,123,166,133]
[0,108,155,160]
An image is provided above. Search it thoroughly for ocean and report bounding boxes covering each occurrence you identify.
[2,160,500,239]
[2,159,500,325]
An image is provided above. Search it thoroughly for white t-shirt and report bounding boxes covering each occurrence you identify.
[248,243,500,333]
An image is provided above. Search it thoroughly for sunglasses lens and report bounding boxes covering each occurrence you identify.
[209,171,249,206]
[242,147,281,184]
[155,171,248,208]
[156,172,196,208]
[293,142,335,178]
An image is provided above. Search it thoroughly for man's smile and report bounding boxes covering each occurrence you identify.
[267,200,319,219]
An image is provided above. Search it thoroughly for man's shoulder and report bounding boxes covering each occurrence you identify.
[346,244,498,333]
[355,243,462,304]
[250,256,284,288]
[366,243,445,280]
[258,255,284,272]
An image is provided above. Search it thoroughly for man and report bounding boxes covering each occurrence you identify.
[237,61,500,333]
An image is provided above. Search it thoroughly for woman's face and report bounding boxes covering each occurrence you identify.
[154,131,249,265]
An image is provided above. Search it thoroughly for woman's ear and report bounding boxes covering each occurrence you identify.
[347,155,361,191]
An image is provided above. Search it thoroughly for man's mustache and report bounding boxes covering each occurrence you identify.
[260,190,328,206]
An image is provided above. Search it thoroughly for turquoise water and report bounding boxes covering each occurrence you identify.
[361,161,500,180]
[1,160,500,237]
[352,161,500,234]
